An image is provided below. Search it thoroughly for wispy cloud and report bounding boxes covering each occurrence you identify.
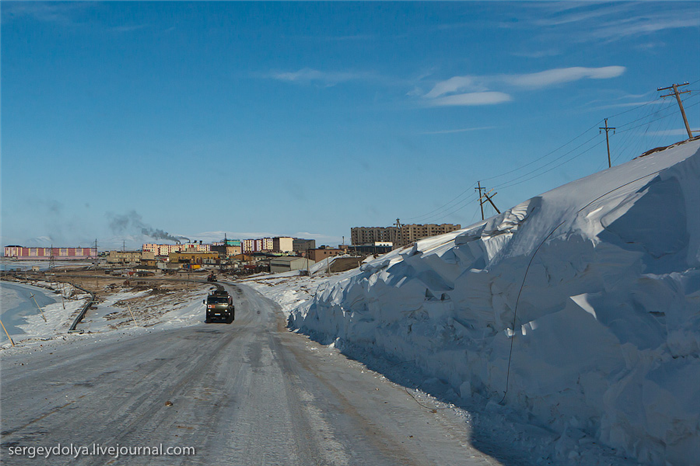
[270,68,377,87]
[530,3,700,43]
[424,76,486,99]
[503,66,625,89]
[1,2,90,25]
[511,49,562,59]
[420,66,625,107]
[421,126,496,135]
[427,92,512,107]
[110,24,148,33]
[593,15,700,41]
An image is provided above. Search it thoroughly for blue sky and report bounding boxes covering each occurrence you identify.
[2,1,699,250]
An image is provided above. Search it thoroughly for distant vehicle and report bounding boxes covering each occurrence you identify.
[204,288,234,323]
[207,272,217,282]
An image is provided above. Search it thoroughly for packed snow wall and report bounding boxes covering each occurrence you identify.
[290,138,700,465]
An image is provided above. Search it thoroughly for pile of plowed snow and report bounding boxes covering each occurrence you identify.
[290,138,700,465]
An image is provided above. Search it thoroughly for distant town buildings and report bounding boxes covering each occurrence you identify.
[242,237,296,254]
[142,243,210,256]
[210,243,242,258]
[3,245,97,260]
[351,223,461,248]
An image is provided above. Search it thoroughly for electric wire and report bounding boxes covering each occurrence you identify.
[406,81,698,225]
[500,166,679,404]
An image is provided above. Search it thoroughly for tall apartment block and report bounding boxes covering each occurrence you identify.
[351,223,461,248]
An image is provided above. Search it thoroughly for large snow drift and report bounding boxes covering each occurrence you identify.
[290,138,700,465]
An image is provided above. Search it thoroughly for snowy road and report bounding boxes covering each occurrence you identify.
[1,283,504,466]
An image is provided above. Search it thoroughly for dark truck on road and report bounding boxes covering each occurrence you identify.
[204,288,235,323]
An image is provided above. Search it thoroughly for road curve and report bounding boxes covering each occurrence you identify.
[0,283,500,465]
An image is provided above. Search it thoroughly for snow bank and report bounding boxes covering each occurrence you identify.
[289,139,700,465]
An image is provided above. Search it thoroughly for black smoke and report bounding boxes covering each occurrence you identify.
[108,210,189,244]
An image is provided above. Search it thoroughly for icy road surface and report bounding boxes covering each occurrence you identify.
[0,283,508,466]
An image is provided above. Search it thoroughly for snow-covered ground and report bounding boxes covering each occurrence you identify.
[0,280,90,345]
[252,138,700,466]
[0,279,211,351]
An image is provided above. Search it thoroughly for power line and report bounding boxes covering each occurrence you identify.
[406,80,699,225]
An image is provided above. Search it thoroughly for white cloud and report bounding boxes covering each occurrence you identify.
[421,66,624,107]
[504,66,626,89]
[425,76,482,99]
[427,92,512,107]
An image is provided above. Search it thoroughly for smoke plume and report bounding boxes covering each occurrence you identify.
[108,210,189,244]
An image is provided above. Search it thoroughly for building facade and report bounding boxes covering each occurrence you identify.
[4,246,97,260]
[293,238,316,254]
[350,223,461,248]
[142,243,210,256]
[168,251,219,266]
[273,237,294,253]
[242,238,275,253]
[307,248,344,262]
[106,250,142,264]
[269,257,315,274]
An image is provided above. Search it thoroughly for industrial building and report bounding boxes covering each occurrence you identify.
[3,246,97,260]
[269,256,315,274]
[307,247,345,262]
[168,251,219,266]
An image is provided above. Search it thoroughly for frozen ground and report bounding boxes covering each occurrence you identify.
[251,138,700,466]
[0,279,211,351]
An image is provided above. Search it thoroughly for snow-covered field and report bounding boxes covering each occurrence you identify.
[251,138,700,466]
[0,279,211,352]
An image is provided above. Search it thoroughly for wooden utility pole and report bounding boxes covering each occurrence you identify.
[30,293,47,322]
[483,192,501,214]
[599,118,616,168]
[0,318,15,346]
[475,182,486,220]
[395,218,402,246]
[658,83,693,139]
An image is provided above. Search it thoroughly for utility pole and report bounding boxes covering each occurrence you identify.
[658,83,693,140]
[395,218,402,247]
[483,191,501,214]
[475,182,486,221]
[599,118,616,168]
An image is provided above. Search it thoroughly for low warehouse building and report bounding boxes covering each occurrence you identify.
[269,257,315,274]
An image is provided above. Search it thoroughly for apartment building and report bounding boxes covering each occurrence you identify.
[293,239,316,255]
[273,237,294,253]
[142,243,210,256]
[351,223,461,248]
